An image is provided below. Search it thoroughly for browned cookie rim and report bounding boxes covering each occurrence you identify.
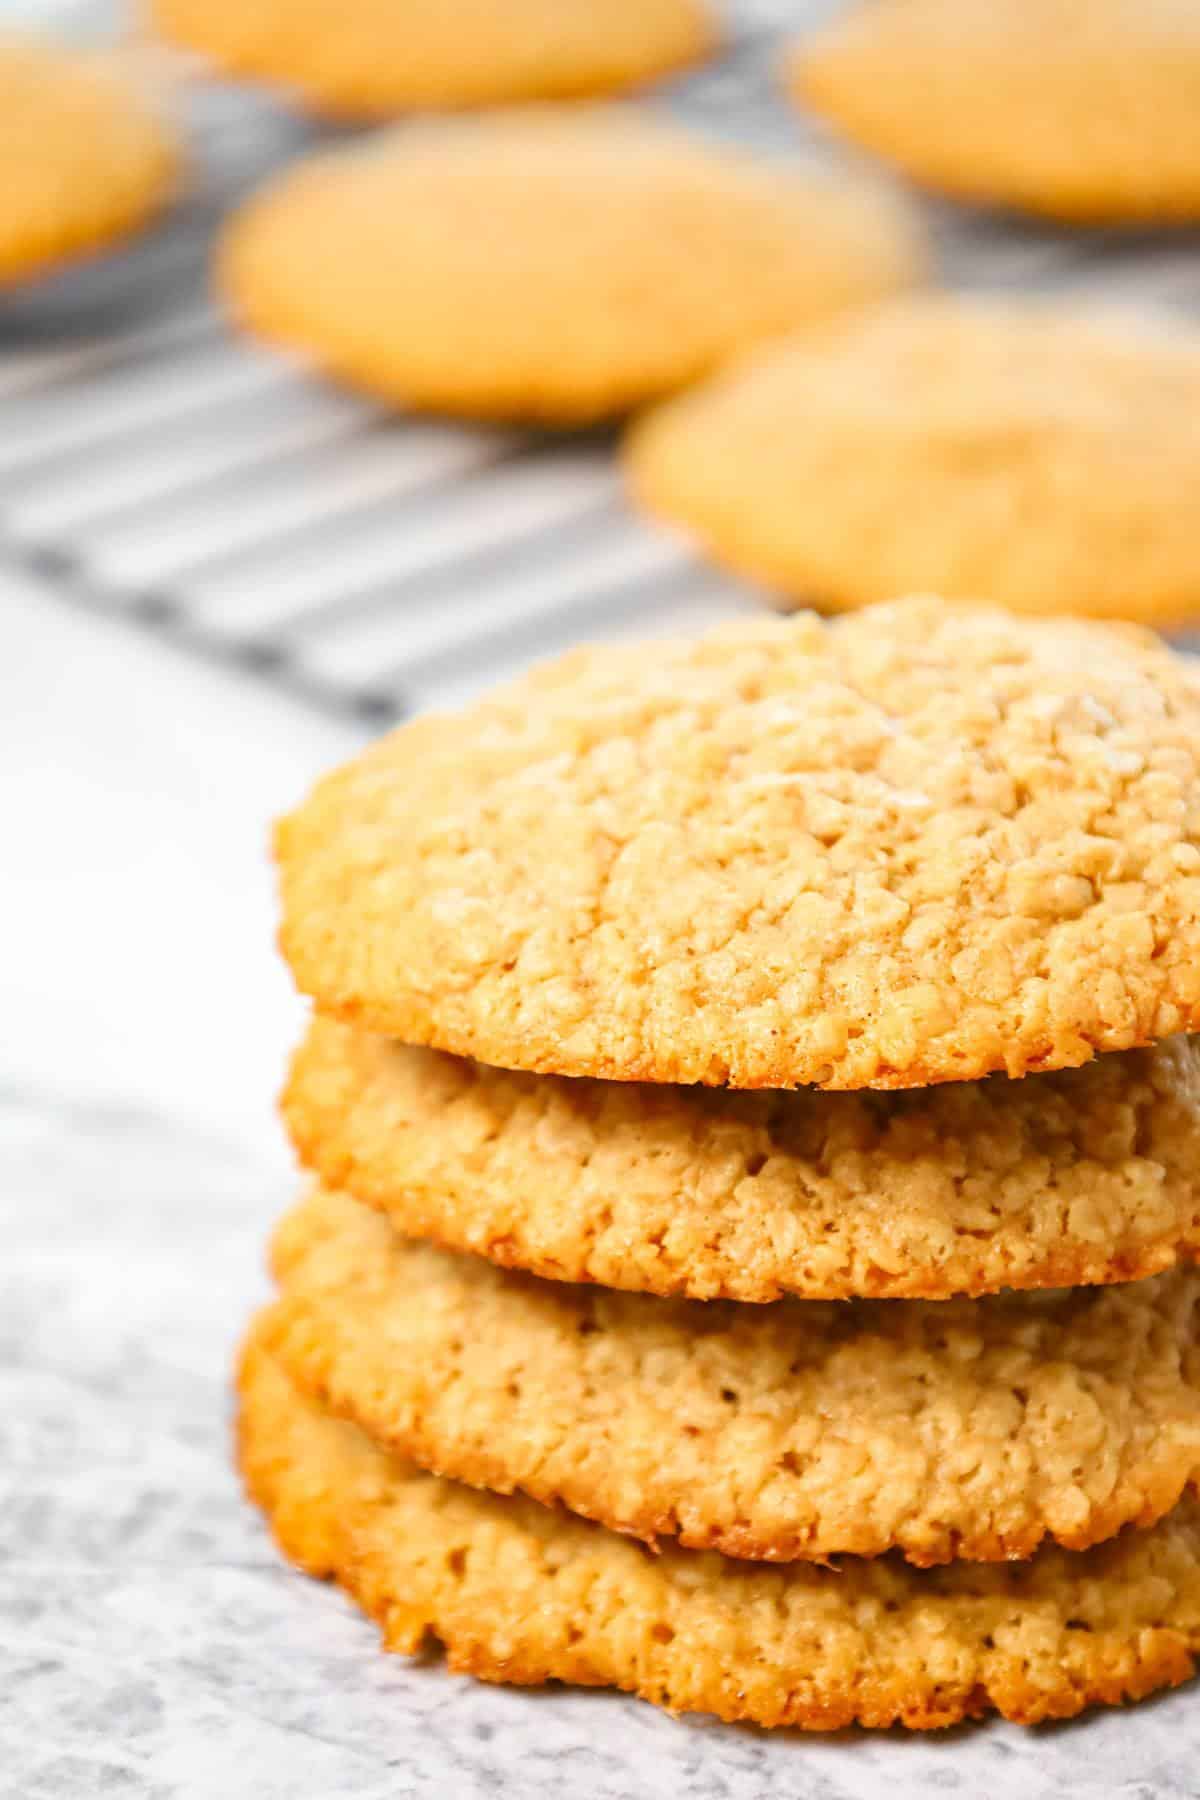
[284,1019,1200,1303]
[261,1185,1200,1567]
[274,602,1200,1092]
[239,1332,1200,1732]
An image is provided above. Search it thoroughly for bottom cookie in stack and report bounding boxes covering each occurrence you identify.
[239,1329,1200,1732]
[237,1179,1200,1731]
[249,597,1200,1735]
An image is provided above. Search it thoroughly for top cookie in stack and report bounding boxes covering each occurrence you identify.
[277,595,1200,1094]
[255,595,1200,1731]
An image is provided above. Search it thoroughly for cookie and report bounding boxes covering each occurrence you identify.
[262,1185,1200,1567]
[0,36,179,287]
[275,597,1200,1091]
[149,0,717,118]
[625,297,1200,626]
[286,1021,1200,1303]
[790,0,1200,224]
[218,110,922,424]
[239,1334,1200,1731]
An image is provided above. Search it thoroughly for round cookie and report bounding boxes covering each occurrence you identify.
[625,298,1200,626]
[218,110,922,424]
[149,0,718,118]
[790,0,1200,224]
[0,36,179,287]
[239,1335,1200,1731]
[286,1021,1200,1303]
[275,598,1200,1091]
[263,1185,1200,1567]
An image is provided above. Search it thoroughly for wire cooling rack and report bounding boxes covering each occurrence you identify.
[4,10,1200,723]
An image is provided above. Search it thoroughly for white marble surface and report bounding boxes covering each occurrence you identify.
[7,581,1200,1797]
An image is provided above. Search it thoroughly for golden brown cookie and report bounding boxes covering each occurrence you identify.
[285,1021,1200,1303]
[0,36,179,287]
[148,0,717,118]
[218,110,922,423]
[239,1333,1200,1731]
[291,1022,1200,1303]
[275,598,1200,1091]
[262,1185,1200,1567]
[625,297,1200,625]
[790,0,1200,224]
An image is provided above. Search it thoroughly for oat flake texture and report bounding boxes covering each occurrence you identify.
[275,598,1200,1090]
[239,1336,1200,1732]
[262,1185,1200,1567]
[284,1021,1200,1301]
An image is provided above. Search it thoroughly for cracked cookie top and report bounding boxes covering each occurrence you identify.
[276,597,1200,1089]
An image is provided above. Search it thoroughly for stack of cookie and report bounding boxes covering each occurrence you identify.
[240,595,1200,1732]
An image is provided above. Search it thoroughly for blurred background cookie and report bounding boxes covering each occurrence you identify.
[626,296,1200,623]
[218,109,924,424]
[0,32,180,288]
[274,597,1200,1092]
[791,0,1200,224]
[147,0,719,116]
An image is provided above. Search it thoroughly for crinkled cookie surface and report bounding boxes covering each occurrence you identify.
[261,1185,1200,1566]
[286,1020,1200,1301]
[239,1334,1200,1731]
[276,598,1200,1089]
